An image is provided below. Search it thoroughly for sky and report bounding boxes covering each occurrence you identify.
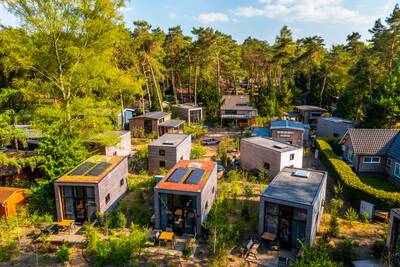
[0,0,399,47]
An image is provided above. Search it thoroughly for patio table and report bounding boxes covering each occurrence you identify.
[55,220,75,233]
[159,231,175,248]
[261,232,277,241]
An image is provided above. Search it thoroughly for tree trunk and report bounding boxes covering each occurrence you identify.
[147,58,163,111]
[194,65,198,106]
[216,57,221,93]
[141,63,152,109]
[171,68,178,104]
[319,75,327,107]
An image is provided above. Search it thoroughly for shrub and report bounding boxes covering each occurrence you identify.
[0,239,18,262]
[345,207,359,223]
[293,240,338,267]
[329,198,343,214]
[361,212,371,223]
[191,143,207,159]
[56,244,70,263]
[182,243,193,259]
[316,139,400,209]
[330,239,356,264]
[328,214,339,237]
[107,211,127,229]
[183,123,207,139]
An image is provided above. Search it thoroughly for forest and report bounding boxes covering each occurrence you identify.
[0,1,400,212]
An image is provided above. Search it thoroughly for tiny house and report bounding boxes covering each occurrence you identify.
[54,155,128,223]
[154,160,217,235]
[172,104,203,124]
[148,134,191,174]
[317,117,353,138]
[259,167,327,249]
[129,112,171,137]
[240,137,303,178]
[387,208,400,254]
[270,120,310,147]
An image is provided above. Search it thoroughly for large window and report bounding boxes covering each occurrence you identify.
[159,149,165,156]
[363,156,381,164]
[395,163,400,178]
[61,186,96,222]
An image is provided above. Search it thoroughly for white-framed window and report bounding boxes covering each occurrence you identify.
[394,163,400,178]
[387,158,392,167]
[347,150,353,163]
[290,153,295,160]
[363,156,381,164]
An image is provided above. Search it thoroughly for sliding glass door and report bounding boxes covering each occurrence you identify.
[62,186,96,222]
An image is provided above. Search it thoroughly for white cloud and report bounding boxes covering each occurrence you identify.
[0,5,18,26]
[168,12,177,18]
[198,12,229,23]
[234,0,374,24]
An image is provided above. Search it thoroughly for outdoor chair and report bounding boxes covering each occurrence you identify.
[245,239,260,260]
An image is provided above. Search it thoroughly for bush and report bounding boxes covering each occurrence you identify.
[0,239,18,262]
[106,211,127,229]
[372,239,386,259]
[56,244,70,263]
[330,239,356,264]
[361,212,371,223]
[345,207,359,223]
[183,123,207,139]
[293,240,338,267]
[328,214,339,237]
[316,139,400,209]
[191,143,207,159]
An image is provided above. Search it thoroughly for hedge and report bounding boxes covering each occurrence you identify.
[316,138,400,210]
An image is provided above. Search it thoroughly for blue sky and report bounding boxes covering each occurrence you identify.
[1,0,399,47]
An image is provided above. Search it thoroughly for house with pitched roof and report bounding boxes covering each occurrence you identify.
[270,120,310,147]
[340,128,400,185]
[240,137,303,178]
[54,155,128,223]
[148,134,191,174]
[153,160,217,235]
[259,167,327,249]
[221,95,258,127]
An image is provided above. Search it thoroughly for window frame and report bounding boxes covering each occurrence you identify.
[105,193,111,204]
[264,162,270,170]
[394,163,400,178]
[160,160,166,168]
[347,150,353,163]
[290,153,295,160]
[363,156,381,164]
[159,149,165,156]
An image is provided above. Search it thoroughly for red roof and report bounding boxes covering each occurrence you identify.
[155,160,216,192]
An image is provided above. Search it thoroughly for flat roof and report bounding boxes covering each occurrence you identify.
[221,95,257,111]
[319,117,353,124]
[149,133,190,147]
[261,167,326,206]
[56,155,125,184]
[270,120,310,131]
[133,111,169,120]
[173,104,202,110]
[295,105,327,112]
[241,137,301,152]
[155,160,216,193]
[159,119,185,128]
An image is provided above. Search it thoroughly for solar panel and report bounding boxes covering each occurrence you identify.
[69,162,95,176]
[185,168,205,185]
[168,168,189,183]
[85,162,112,176]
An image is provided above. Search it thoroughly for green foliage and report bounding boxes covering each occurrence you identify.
[330,239,356,265]
[361,212,371,223]
[345,207,359,223]
[106,211,127,229]
[56,244,70,263]
[130,147,148,173]
[183,123,207,139]
[294,240,339,267]
[0,238,18,262]
[191,143,207,159]
[84,223,149,267]
[316,139,400,209]
[328,198,343,237]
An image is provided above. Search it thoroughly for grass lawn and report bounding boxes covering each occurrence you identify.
[359,174,399,192]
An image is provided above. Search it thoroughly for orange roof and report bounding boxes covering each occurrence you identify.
[56,155,126,184]
[0,187,27,204]
[155,160,216,193]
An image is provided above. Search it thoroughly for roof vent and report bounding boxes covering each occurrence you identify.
[273,145,287,149]
[188,162,202,169]
[293,170,310,178]
[162,140,174,145]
